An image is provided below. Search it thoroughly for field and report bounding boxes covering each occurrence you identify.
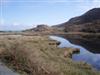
[0,34,100,75]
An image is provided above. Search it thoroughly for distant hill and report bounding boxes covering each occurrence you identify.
[25,24,53,32]
[54,8,100,33]
[25,8,100,33]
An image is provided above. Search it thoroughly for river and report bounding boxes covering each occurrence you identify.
[50,36,100,70]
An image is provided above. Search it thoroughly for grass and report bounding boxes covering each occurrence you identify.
[0,35,100,75]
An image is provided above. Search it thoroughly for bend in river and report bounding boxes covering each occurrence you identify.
[50,36,100,70]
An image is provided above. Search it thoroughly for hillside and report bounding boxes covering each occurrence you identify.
[54,8,100,33]
[25,8,100,33]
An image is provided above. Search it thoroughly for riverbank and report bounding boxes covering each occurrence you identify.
[0,35,100,75]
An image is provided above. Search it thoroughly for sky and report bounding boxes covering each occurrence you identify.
[0,0,100,31]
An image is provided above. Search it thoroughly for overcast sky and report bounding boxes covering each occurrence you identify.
[0,0,100,31]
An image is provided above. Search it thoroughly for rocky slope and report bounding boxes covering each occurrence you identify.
[24,24,64,35]
[25,24,53,32]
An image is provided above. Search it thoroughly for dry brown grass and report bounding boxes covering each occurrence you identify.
[0,35,100,75]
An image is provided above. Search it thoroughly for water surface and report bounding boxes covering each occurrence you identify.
[50,36,100,70]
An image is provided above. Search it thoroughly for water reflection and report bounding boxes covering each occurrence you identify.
[60,34,100,53]
[50,36,100,70]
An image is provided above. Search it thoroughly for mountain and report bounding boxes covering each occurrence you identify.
[25,8,100,33]
[68,8,100,24]
[54,8,100,33]
[25,24,52,32]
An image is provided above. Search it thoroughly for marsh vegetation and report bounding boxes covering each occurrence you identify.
[0,35,100,75]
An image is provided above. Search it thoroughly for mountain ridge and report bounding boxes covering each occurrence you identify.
[54,8,100,32]
[25,8,100,33]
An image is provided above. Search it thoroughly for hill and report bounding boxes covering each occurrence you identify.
[54,8,100,33]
